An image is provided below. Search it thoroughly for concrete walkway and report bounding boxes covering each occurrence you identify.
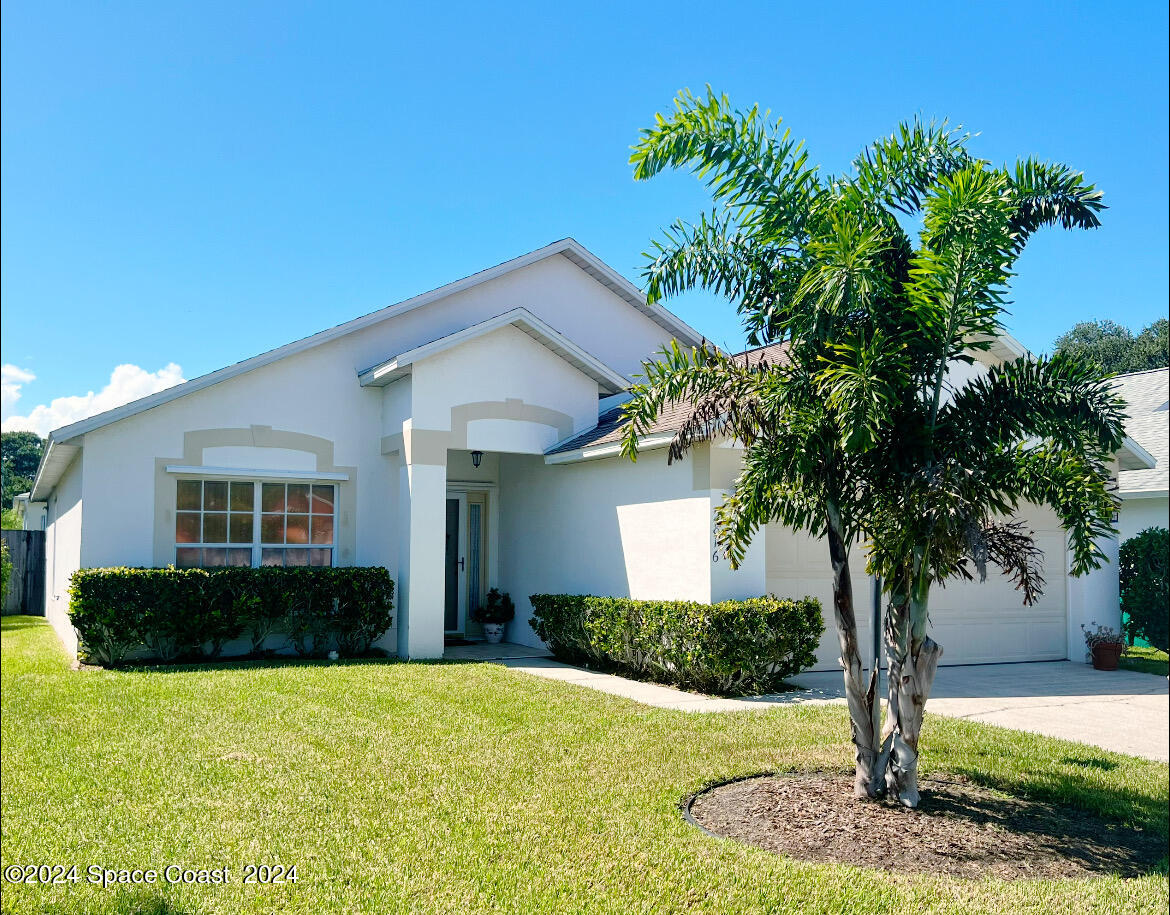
[464,644,1168,761]
[791,661,1170,762]
[497,657,837,712]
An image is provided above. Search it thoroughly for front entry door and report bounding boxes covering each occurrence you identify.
[444,495,468,632]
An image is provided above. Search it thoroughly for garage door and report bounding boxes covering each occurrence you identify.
[765,505,1068,671]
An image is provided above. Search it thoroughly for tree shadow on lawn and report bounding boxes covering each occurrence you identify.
[942,750,1170,858]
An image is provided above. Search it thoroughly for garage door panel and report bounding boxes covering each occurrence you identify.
[765,508,1069,671]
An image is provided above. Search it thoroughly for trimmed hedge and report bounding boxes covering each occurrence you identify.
[1120,527,1169,651]
[68,566,394,666]
[528,594,823,695]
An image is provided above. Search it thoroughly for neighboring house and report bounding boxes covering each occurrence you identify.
[1113,367,1169,543]
[27,240,1155,669]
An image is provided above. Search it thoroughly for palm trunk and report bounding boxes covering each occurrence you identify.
[826,501,882,799]
[876,567,942,808]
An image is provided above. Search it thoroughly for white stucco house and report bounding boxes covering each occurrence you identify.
[1113,367,1169,543]
[27,239,1156,669]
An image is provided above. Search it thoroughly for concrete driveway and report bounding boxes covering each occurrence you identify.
[790,661,1169,762]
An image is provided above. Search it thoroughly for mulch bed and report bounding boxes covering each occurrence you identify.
[686,773,1168,880]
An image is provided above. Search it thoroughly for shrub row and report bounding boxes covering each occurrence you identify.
[69,566,394,666]
[528,594,823,695]
[1120,527,1168,651]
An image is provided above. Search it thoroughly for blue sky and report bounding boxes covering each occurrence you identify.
[2,1,1167,433]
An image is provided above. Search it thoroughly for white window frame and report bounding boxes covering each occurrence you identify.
[172,475,340,569]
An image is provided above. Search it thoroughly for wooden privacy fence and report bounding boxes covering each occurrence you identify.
[2,530,45,615]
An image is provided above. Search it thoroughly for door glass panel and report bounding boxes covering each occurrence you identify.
[468,503,482,618]
[444,498,460,631]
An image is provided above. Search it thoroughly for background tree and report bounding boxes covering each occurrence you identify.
[622,89,1124,807]
[1119,527,1169,651]
[1,431,44,512]
[1053,317,1168,375]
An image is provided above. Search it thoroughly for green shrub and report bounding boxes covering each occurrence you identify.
[68,566,394,666]
[528,594,823,695]
[1120,527,1169,651]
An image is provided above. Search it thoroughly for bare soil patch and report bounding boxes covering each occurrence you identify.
[686,773,1167,880]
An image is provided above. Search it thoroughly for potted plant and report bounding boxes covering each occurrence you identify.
[1082,622,1126,671]
[474,588,515,644]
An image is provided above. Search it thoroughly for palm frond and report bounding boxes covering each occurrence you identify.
[850,118,975,215]
[630,87,818,221]
[1008,160,1105,250]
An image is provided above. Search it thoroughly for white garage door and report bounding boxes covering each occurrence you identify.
[765,505,1068,671]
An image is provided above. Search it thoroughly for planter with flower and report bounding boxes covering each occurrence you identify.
[474,589,515,644]
[1082,622,1126,671]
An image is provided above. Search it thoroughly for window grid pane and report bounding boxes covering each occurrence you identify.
[177,480,336,568]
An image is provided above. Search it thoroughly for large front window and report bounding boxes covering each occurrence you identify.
[175,479,335,568]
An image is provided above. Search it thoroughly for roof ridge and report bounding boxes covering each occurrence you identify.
[1112,366,1169,379]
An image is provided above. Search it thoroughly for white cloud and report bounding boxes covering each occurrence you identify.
[1,364,37,419]
[1,363,186,437]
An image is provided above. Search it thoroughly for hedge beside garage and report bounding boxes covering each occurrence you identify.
[528,593,823,695]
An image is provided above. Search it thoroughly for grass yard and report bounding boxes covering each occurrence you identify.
[1,616,1167,915]
[1121,646,1170,677]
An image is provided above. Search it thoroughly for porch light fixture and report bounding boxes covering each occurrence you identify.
[471,450,483,469]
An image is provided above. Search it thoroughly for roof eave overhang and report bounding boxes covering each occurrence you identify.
[29,437,83,502]
[1118,435,1157,471]
[544,433,675,465]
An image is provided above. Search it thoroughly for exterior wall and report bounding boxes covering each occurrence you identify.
[1118,495,1169,543]
[408,325,600,445]
[1066,533,1121,664]
[44,454,83,656]
[78,334,393,572]
[497,449,714,648]
[39,253,686,659]
[68,333,399,653]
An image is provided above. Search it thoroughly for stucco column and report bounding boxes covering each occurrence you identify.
[1066,532,1121,663]
[397,425,449,659]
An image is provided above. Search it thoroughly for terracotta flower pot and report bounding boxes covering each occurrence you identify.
[1091,642,1124,671]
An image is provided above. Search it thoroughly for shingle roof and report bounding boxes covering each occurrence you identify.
[546,342,789,456]
[1114,368,1169,495]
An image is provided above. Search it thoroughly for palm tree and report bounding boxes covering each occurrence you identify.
[621,90,1125,807]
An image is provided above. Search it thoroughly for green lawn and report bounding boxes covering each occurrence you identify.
[1121,645,1170,677]
[1,616,1167,914]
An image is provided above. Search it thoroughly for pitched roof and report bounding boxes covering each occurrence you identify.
[1114,367,1169,496]
[42,239,703,448]
[30,239,704,499]
[545,342,789,459]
